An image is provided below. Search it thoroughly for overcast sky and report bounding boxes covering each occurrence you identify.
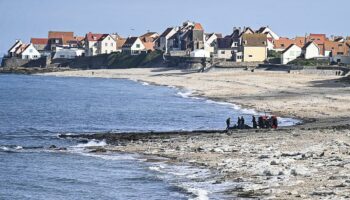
[0,0,349,56]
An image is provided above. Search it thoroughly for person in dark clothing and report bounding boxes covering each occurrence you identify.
[252,116,257,129]
[258,116,263,129]
[272,116,278,129]
[226,117,231,130]
[237,117,241,129]
[241,116,245,129]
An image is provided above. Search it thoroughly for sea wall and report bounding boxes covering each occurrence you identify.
[1,56,50,68]
[258,64,350,76]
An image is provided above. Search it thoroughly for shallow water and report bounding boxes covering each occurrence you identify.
[0,74,298,199]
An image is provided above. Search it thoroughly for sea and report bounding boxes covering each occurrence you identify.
[0,74,299,200]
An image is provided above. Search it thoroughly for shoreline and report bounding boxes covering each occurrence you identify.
[42,68,350,198]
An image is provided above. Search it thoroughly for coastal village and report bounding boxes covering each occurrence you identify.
[3,20,350,199]
[2,21,350,69]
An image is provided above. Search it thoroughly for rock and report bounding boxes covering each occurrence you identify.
[258,155,269,159]
[270,160,278,165]
[49,145,57,149]
[263,169,273,176]
[311,191,336,196]
[89,147,107,153]
[57,147,67,151]
[211,148,224,153]
[291,169,297,176]
[281,152,302,157]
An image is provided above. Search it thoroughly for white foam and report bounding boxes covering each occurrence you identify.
[74,139,107,148]
[141,82,150,86]
[0,146,9,151]
[188,188,209,200]
[15,146,23,150]
[80,152,137,161]
[177,91,193,99]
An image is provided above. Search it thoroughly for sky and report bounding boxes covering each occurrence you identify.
[0,0,349,56]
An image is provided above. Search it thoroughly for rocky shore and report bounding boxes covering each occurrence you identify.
[46,68,350,199]
[59,119,350,199]
[0,67,72,74]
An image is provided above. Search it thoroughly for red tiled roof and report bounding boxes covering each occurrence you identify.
[194,23,203,30]
[48,31,74,39]
[85,32,104,41]
[31,38,48,45]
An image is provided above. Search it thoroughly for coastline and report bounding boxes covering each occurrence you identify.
[43,68,350,199]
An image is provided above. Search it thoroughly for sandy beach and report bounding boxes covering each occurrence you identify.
[44,68,350,121]
[46,68,350,199]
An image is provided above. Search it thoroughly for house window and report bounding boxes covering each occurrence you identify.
[221,51,225,54]
[337,52,344,55]
[60,55,65,58]
[94,43,97,46]
[29,49,33,53]
[249,55,253,57]
[33,55,38,58]
[338,44,343,47]
[105,43,108,47]
[281,44,285,47]
[136,44,140,48]
[233,42,238,47]
[105,50,108,54]
[55,39,59,43]
[111,43,113,46]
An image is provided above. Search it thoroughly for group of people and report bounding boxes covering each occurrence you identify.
[226,115,278,130]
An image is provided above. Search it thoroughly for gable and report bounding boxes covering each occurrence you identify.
[131,38,145,49]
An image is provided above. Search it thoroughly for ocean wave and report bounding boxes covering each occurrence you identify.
[146,162,237,200]
[0,145,24,153]
[73,139,107,148]
[79,153,138,161]
[177,90,193,99]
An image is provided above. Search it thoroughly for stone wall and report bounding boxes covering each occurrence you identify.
[258,64,350,76]
[216,61,263,68]
[1,57,49,68]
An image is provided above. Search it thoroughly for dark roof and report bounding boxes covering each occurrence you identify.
[242,33,267,47]
[206,33,223,39]
[122,37,139,48]
[8,40,21,52]
[256,27,267,34]
[97,34,112,41]
[160,28,174,37]
[302,41,316,50]
[217,38,233,49]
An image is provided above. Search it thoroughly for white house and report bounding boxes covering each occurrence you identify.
[53,46,85,59]
[156,27,178,53]
[204,33,221,55]
[98,34,117,54]
[190,49,210,58]
[20,43,41,60]
[256,26,280,40]
[122,37,146,55]
[281,44,302,64]
[8,40,23,57]
[85,33,117,56]
[302,42,320,59]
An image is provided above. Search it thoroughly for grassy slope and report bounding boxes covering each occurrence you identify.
[106,50,163,68]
